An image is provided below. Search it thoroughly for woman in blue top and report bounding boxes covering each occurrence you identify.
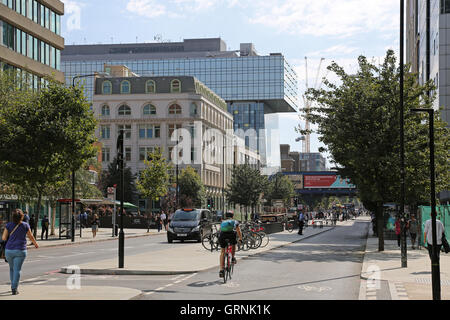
[1,209,39,295]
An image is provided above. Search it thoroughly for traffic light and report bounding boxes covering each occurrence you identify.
[207,198,211,208]
[116,130,124,170]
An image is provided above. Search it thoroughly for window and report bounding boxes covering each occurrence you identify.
[139,147,155,161]
[102,81,112,94]
[118,104,131,116]
[100,125,110,139]
[190,103,198,116]
[170,79,181,93]
[102,148,110,163]
[99,105,109,118]
[168,103,182,115]
[139,124,160,139]
[118,125,132,139]
[120,80,131,94]
[145,80,156,93]
[168,124,181,139]
[143,104,156,115]
[125,147,132,162]
[442,0,450,13]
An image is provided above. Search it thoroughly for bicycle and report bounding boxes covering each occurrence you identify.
[201,231,219,252]
[285,220,294,233]
[222,239,234,283]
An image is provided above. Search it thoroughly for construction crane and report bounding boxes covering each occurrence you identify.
[301,57,326,154]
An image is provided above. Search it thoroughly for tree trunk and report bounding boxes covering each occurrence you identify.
[376,202,384,252]
[33,189,42,239]
[51,205,56,236]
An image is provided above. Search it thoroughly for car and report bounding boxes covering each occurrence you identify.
[167,208,214,243]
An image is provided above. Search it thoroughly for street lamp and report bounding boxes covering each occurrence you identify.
[399,0,407,269]
[410,108,440,300]
[117,129,125,268]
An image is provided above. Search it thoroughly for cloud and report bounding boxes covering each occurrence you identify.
[125,0,226,18]
[247,0,398,38]
[126,0,167,18]
[306,45,359,58]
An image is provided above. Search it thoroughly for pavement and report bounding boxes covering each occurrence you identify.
[28,226,163,248]
[359,216,450,300]
[2,216,448,300]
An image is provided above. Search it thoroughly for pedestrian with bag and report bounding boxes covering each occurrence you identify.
[407,215,419,249]
[156,213,162,232]
[41,215,49,240]
[423,217,446,262]
[395,216,401,247]
[1,209,39,295]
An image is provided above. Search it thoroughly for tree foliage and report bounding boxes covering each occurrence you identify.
[0,73,98,236]
[136,147,172,206]
[265,173,295,206]
[226,165,268,209]
[301,50,450,250]
[178,166,205,208]
[98,157,137,203]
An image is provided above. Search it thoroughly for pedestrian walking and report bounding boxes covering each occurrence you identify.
[81,210,88,228]
[22,211,30,224]
[297,211,305,235]
[1,209,39,295]
[407,215,419,249]
[41,215,49,240]
[156,213,162,232]
[160,211,167,231]
[423,217,445,262]
[395,216,401,247]
[29,214,35,234]
[371,214,377,236]
[91,214,99,238]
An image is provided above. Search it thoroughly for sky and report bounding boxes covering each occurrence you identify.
[61,0,401,168]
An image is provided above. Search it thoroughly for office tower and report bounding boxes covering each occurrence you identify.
[0,0,64,85]
[62,38,298,171]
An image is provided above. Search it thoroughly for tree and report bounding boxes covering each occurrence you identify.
[178,166,205,208]
[226,165,268,221]
[136,148,172,211]
[98,157,137,203]
[265,173,295,207]
[301,50,449,251]
[0,73,98,237]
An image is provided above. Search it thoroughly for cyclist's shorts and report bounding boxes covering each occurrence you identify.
[219,231,237,248]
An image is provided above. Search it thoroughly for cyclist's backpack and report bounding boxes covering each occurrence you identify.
[220,220,235,232]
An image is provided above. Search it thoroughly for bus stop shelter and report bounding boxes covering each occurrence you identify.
[57,199,82,239]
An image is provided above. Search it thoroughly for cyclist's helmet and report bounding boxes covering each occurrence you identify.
[225,211,234,219]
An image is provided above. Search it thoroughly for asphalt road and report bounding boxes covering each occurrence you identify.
[1,219,379,300]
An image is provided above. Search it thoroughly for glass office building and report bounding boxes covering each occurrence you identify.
[0,0,64,84]
[62,38,298,168]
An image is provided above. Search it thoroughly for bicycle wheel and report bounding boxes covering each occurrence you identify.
[259,232,269,248]
[287,222,294,233]
[249,232,262,249]
[202,234,216,252]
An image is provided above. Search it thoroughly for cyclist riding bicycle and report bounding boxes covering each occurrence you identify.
[218,211,243,279]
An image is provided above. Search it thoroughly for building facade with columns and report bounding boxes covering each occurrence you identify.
[93,74,234,212]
